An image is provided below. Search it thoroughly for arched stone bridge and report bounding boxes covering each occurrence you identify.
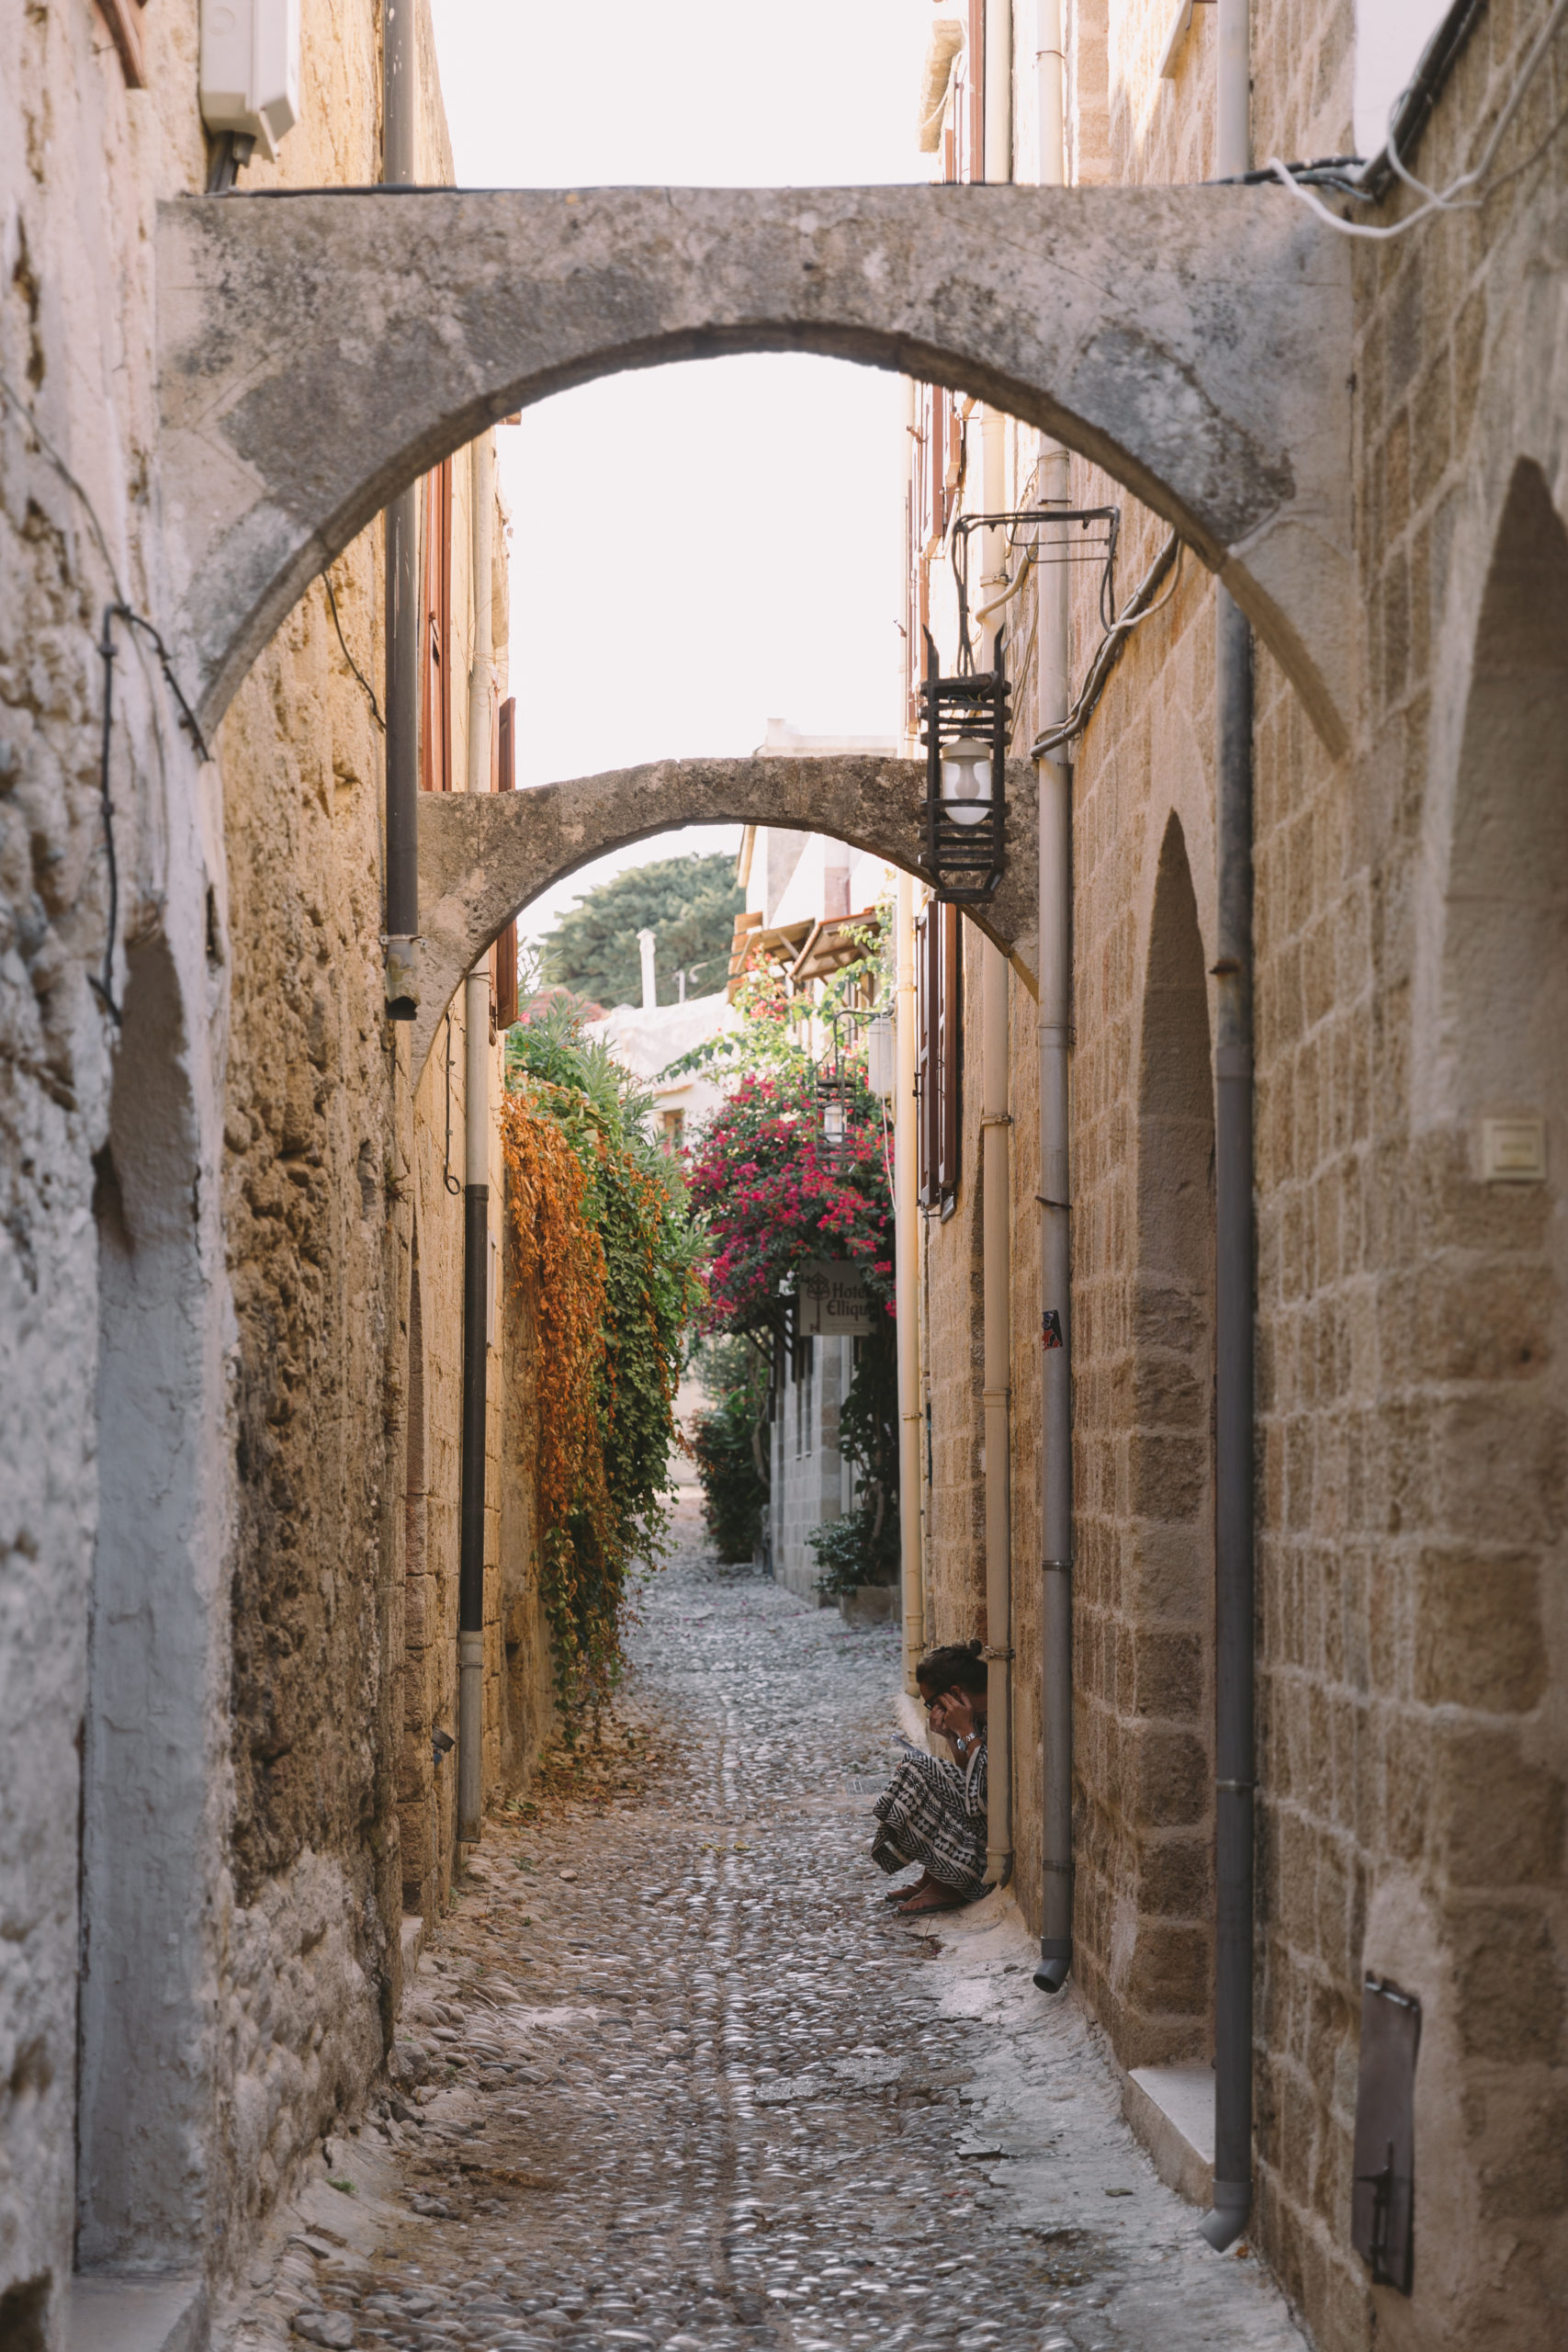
[412,752,1037,1079]
[156,183,1352,753]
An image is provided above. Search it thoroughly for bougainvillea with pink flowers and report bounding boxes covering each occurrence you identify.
[686,1070,894,1340]
[684,951,900,1588]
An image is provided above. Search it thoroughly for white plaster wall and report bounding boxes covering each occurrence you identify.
[770,1336,850,1599]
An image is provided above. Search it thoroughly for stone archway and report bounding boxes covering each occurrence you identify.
[156,184,1352,751]
[411,751,1039,1077]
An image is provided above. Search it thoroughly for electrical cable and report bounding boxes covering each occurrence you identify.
[324,570,385,729]
[1030,533,1184,760]
[1266,0,1568,240]
[94,610,121,1024]
[1,368,214,1025]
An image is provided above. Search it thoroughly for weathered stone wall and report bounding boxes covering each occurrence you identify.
[1,2,222,2332]
[1246,17,1568,2343]
[2,1,549,2334]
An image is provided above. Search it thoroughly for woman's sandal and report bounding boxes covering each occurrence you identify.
[894,1883,969,1916]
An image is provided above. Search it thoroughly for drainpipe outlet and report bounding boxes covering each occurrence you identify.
[385,934,420,1022]
[1032,1941,1071,1995]
[1199,2180,1251,2252]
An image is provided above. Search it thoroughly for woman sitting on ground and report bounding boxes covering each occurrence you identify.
[871,1641,989,1916]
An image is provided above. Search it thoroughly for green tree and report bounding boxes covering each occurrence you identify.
[541,853,744,1010]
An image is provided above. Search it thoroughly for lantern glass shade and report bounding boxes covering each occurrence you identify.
[822,1098,847,1148]
[941,736,993,826]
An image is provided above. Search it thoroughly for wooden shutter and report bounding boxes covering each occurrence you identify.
[98,0,148,86]
[915,901,962,1210]
[420,460,453,793]
[491,695,519,1030]
[914,908,932,1207]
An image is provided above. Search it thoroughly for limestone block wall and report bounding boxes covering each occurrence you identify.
[1244,17,1568,2344]
[954,11,1568,2352]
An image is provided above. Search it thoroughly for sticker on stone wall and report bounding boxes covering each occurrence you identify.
[1351,1973,1421,2295]
[1041,1309,1064,1350]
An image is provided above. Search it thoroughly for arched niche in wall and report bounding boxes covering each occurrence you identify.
[1078,809,1215,2069]
[1388,454,1568,2351]
[1442,459,1568,1139]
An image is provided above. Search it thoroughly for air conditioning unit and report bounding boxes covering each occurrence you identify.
[199,0,301,161]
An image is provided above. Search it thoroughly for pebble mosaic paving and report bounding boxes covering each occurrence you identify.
[228,1515,1307,2352]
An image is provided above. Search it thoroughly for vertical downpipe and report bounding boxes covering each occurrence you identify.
[382,0,420,1020]
[1201,0,1256,2255]
[981,0,1015,1884]
[1033,0,1074,1997]
[457,437,496,1846]
[896,869,924,1693]
[980,944,1013,1879]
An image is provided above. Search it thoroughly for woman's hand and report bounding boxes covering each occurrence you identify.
[927,1685,982,1758]
[942,1689,981,1752]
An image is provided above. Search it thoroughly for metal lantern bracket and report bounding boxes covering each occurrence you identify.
[951,504,1122,659]
[921,626,1010,904]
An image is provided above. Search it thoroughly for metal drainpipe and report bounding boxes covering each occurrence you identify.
[980,941,1013,1881]
[1032,0,1074,1998]
[382,0,419,1021]
[896,867,925,1694]
[980,0,1014,1885]
[1201,0,1256,2256]
[457,435,496,1846]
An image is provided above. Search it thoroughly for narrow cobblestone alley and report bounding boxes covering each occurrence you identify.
[228,1517,1306,2352]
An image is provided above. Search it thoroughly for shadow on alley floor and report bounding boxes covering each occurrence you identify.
[224,1511,1308,2352]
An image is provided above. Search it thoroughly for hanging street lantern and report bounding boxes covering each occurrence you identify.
[920,627,1010,902]
[815,1009,855,1170]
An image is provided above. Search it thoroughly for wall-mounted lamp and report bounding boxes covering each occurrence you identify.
[815,1010,854,1170]
[921,628,1009,902]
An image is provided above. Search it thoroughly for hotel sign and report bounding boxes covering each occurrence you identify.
[796,1260,875,1337]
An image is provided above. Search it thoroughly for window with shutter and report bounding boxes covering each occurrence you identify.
[420,460,453,793]
[491,695,519,1030]
[935,901,962,1200]
[97,0,148,87]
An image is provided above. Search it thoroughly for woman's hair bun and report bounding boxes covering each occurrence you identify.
[916,1642,989,1696]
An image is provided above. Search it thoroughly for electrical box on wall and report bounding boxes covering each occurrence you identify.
[199,0,301,160]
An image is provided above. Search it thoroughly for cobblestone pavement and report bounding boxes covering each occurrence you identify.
[231,1519,1307,2352]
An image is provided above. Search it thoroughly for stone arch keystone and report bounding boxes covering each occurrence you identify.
[156,185,1351,751]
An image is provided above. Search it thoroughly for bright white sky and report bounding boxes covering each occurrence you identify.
[427,0,927,956]
[1352,1,1452,160]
